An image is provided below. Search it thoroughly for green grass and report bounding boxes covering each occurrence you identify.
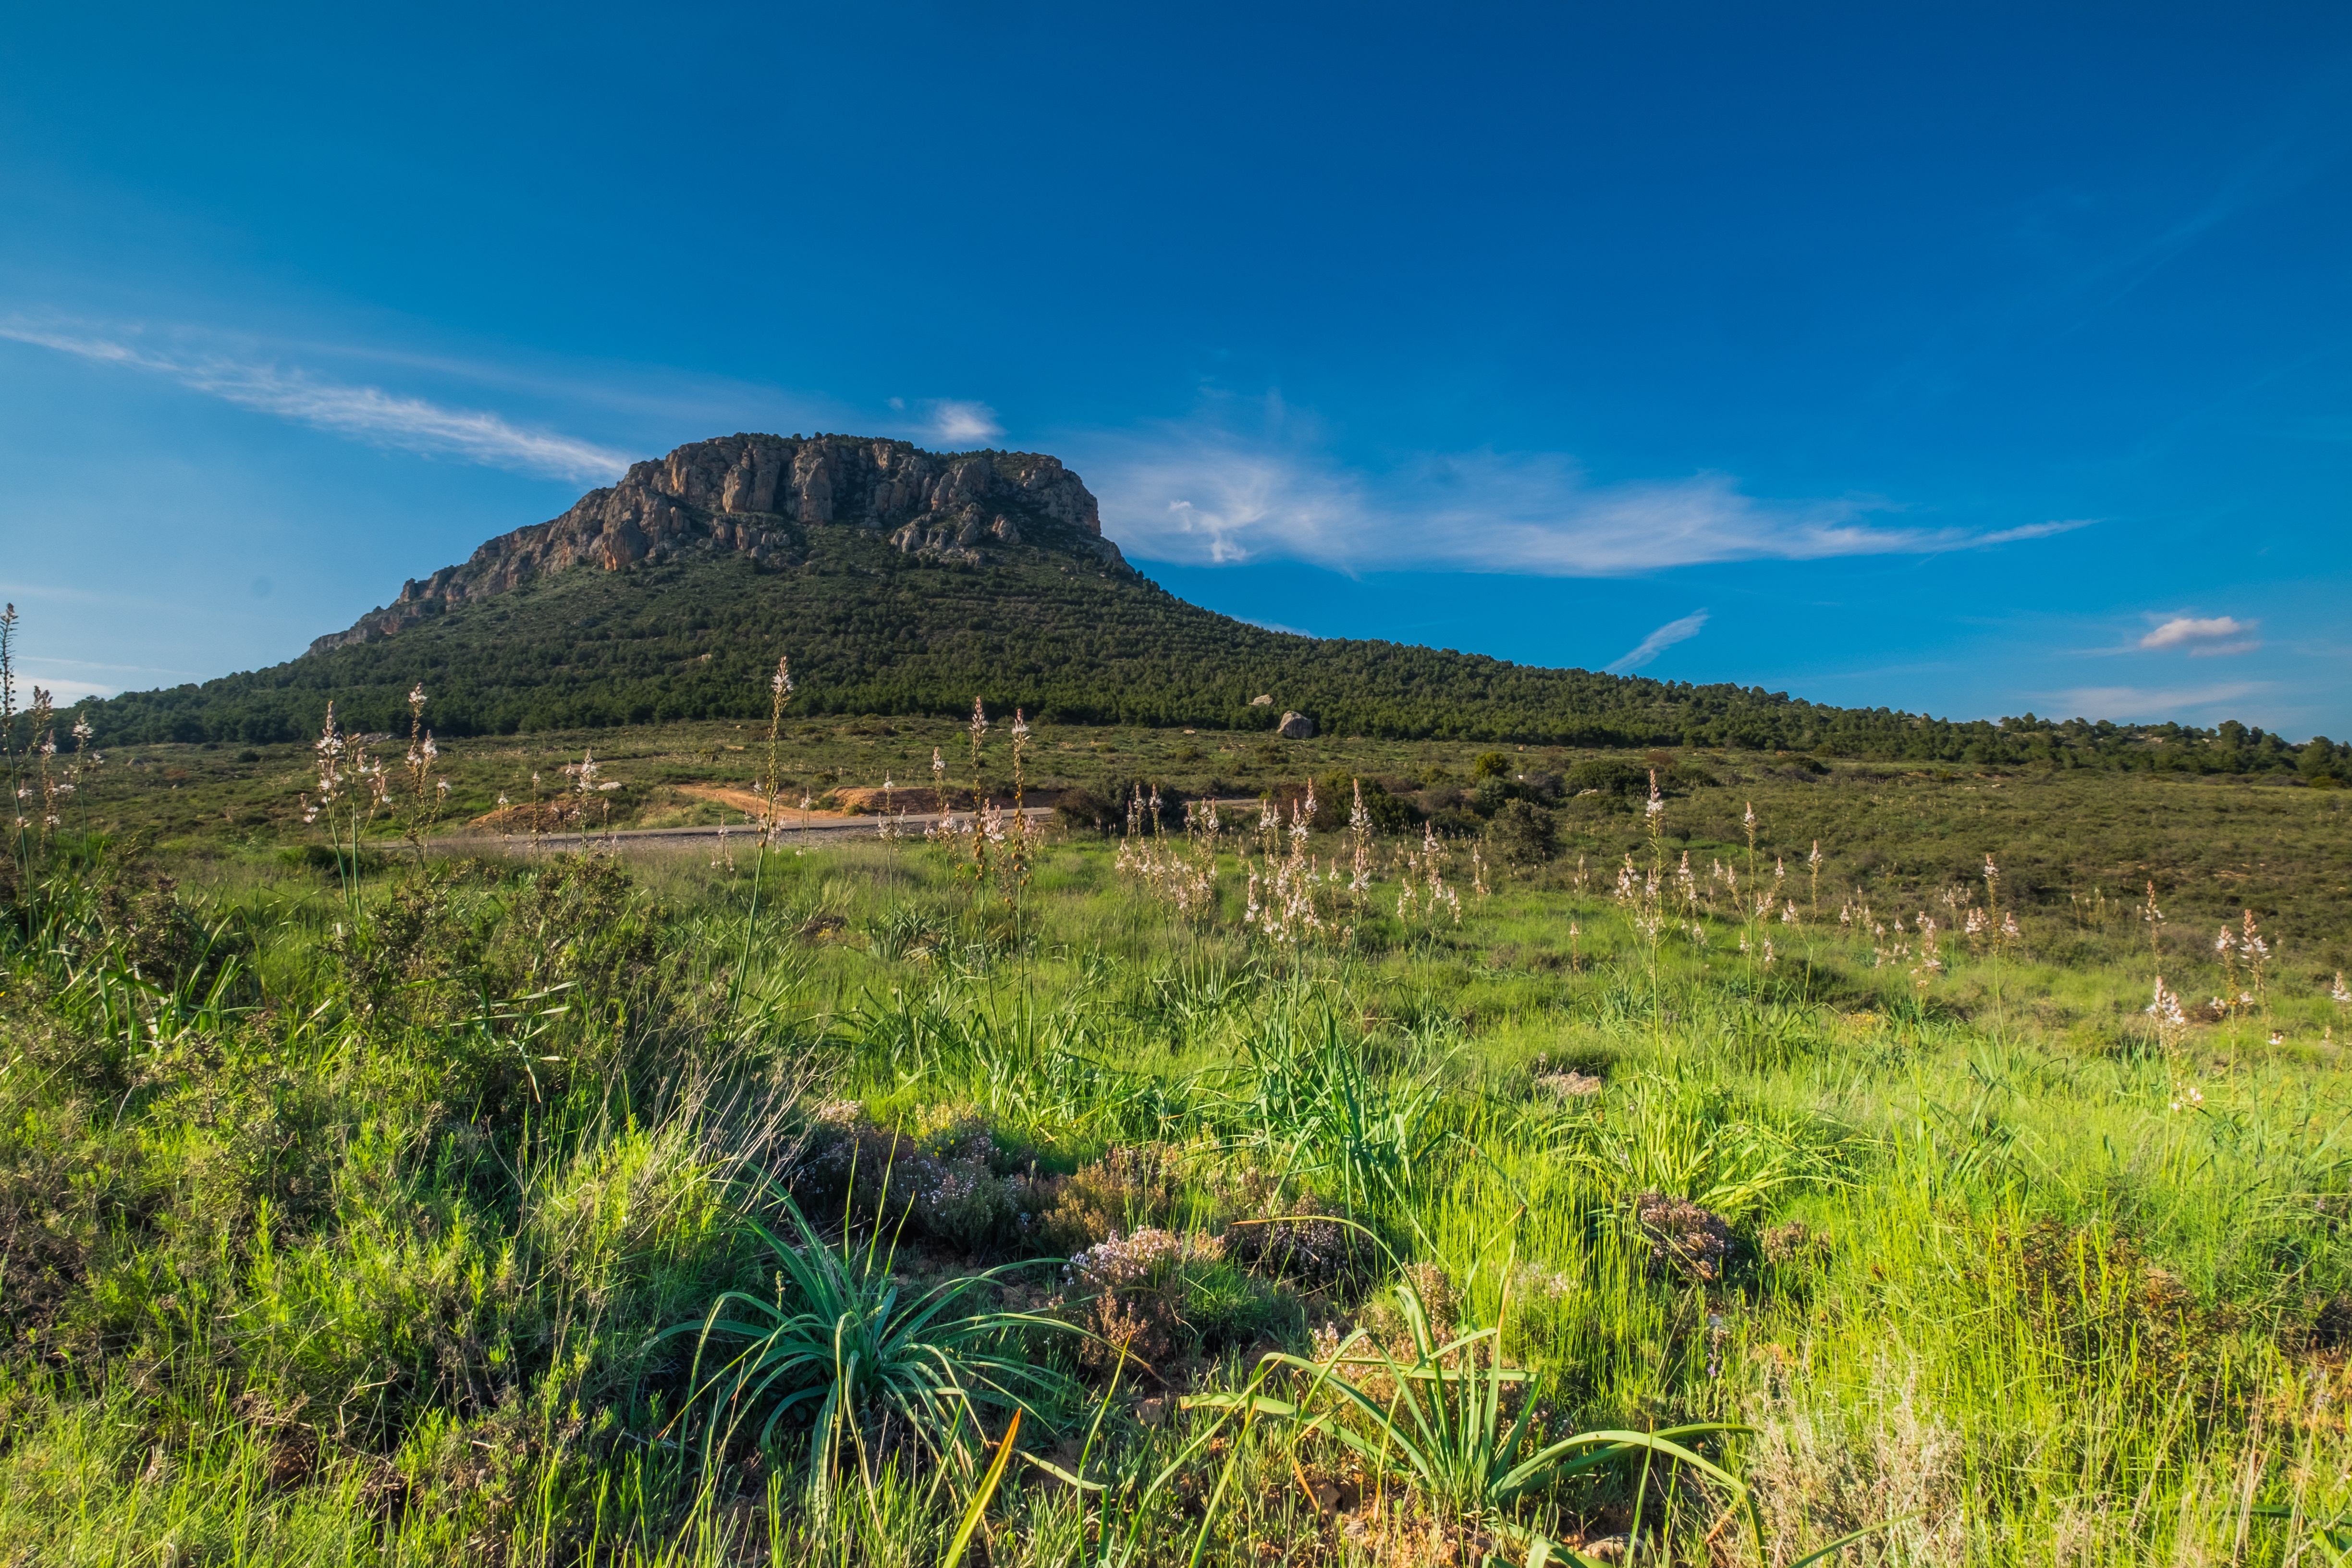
[4,792,2352,1564]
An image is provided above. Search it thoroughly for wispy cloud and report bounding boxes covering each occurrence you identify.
[1605,610,1709,673]
[926,400,1004,445]
[0,320,632,483]
[1083,399,2090,575]
[2140,614,2260,656]
[2043,681,2269,723]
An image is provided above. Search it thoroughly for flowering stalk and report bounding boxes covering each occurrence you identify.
[1009,710,1032,894]
[1737,796,1762,987]
[734,655,794,1023]
[399,684,442,864]
[1983,854,2010,1038]
[26,686,54,840]
[305,700,384,919]
[2239,909,2272,1028]
[0,606,26,894]
[2147,975,2201,1111]
[761,657,793,847]
[968,697,990,882]
[65,712,98,831]
[1347,779,1372,901]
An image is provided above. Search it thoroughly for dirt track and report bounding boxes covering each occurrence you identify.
[434,806,1057,854]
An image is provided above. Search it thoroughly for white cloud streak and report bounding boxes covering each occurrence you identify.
[1605,610,1710,673]
[15,669,133,705]
[0,322,632,483]
[2140,614,2260,655]
[928,400,1004,445]
[2043,681,2269,722]
[1086,407,2090,575]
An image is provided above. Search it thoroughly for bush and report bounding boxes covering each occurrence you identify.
[276,842,394,876]
[1310,773,1421,835]
[788,1104,1042,1256]
[1562,758,1650,798]
[1030,1143,1188,1254]
[89,862,223,994]
[1054,1227,1284,1378]
[1225,1200,1373,1289]
[1633,1190,1736,1283]
[1486,798,1559,866]
[1054,786,1118,835]
[1562,757,1714,801]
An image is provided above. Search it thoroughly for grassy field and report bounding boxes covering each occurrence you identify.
[48,712,2352,963]
[5,711,2352,1564]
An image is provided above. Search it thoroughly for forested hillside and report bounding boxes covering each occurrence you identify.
[80,528,2341,776]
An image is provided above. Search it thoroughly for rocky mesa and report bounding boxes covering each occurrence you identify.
[309,433,1129,655]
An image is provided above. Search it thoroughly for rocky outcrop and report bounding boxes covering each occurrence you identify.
[1277,711,1316,739]
[309,433,1129,656]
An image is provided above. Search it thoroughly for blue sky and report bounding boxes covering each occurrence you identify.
[2,2,2347,736]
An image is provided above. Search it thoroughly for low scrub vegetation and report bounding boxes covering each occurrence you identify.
[6,655,2352,1563]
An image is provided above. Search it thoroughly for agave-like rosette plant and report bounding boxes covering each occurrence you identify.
[665,1184,1072,1514]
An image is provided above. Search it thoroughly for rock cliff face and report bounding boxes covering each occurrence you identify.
[309,433,1127,656]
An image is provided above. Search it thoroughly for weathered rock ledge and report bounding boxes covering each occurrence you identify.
[309,433,1128,656]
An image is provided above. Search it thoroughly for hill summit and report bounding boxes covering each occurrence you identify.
[310,433,1130,656]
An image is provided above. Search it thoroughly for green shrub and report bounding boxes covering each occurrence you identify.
[1486,798,1560,865]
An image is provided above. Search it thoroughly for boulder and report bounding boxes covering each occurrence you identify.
[1276,711,1315,739]
[1250,694,1273,706]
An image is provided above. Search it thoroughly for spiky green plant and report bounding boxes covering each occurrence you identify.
[664,1187,1072,1516]
[1197,1262,1753,1556]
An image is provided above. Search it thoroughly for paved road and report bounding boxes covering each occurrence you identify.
[434,806,1058,854]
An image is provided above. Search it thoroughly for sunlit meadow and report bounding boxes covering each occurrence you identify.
[5,621,2352,1566]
